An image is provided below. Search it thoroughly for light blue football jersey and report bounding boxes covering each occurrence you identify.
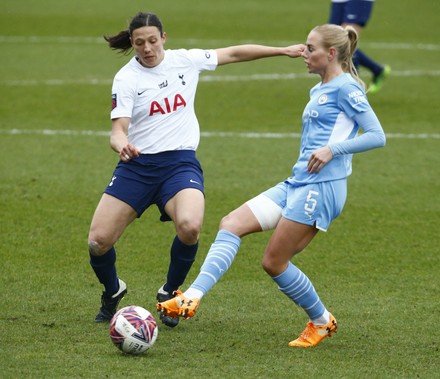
[288,73,372,186]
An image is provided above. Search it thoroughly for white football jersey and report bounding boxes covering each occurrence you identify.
[110,49,218,153]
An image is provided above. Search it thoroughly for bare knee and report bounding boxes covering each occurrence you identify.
[218,208,260,238]
[219,213,236,231]
[262,256,289,277]
[261,247,302,277]
[261,249,302,277]
[88,239,110,257]
[261,253,279,277]
[176,219,202,245]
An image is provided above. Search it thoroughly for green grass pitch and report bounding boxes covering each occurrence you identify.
[0,0,439,378]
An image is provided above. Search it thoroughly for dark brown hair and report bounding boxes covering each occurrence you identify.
[104,12,163,54]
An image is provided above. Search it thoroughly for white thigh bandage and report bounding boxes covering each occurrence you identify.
[246,194,282,231]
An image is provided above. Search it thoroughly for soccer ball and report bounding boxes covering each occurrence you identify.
[109,305,158,355]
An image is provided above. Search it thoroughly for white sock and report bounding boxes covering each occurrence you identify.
[311,309,330,326]
[183,288,204,300]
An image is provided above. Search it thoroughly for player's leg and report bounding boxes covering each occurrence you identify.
[183,193,283,299]
[264,181,345,347]
[157,203,264,319]
[155,188,204,326]
[152,151,205,326]
[163,187,204,293]
[184,201,265,298]
[342,0,373,30]
[157,186,285,318]
[88,193,138,321]
[263,218,324,317]
[328,1,346,26]
[263,218,337,347]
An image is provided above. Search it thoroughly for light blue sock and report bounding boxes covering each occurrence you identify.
[190,230,241,296]
[272,261,325,320]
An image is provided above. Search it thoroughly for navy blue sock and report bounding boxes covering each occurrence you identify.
[163,236,198,294]
[89,247,119,295]
[353,49,383,77]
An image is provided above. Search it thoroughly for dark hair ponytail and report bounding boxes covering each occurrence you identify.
[104,12,163,55]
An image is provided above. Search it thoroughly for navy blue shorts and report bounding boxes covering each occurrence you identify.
[329,0,374,27]
[104,150,204,221]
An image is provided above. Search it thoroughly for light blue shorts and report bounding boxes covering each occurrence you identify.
[262,179,347,231]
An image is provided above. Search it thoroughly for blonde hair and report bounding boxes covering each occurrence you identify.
[312,24,365,90]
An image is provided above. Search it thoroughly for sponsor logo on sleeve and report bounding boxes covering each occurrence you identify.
[348,90,367,104]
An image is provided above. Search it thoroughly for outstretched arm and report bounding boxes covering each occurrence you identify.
[216,44,305,66]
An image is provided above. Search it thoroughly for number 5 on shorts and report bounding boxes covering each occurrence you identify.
[304,190,319,215]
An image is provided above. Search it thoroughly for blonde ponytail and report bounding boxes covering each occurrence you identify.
[344,25,365,90]
[312,24,365,90]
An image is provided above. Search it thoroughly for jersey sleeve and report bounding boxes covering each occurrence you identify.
[186,49,218,72]
[110,73,136,120]
[337,81,371,118]
[329,108,386,156]
[328,81,386,155]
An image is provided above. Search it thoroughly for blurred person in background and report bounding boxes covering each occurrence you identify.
[329,0,390,94]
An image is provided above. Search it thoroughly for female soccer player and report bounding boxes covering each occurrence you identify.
[158,24,386,347]
[88,11,305,327]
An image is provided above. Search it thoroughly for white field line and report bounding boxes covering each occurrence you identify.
[3,70,440,87]
[2,36,439,86]
[1,35,440,51]
[1,129,439,140]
